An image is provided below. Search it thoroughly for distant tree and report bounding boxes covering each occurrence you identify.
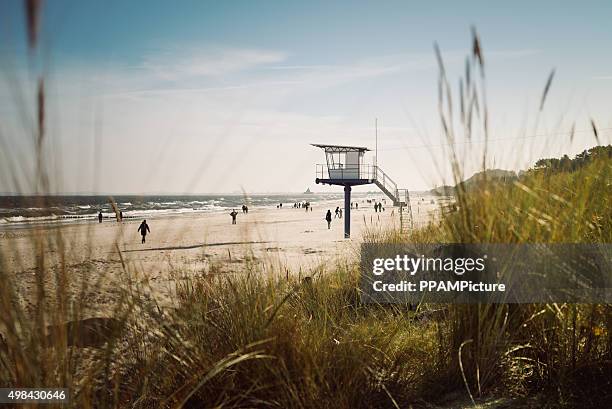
[529,145,611,174]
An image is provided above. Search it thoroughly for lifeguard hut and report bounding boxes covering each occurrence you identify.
[313,143,413,238]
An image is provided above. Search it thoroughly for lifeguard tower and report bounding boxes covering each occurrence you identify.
[313,143,413,238]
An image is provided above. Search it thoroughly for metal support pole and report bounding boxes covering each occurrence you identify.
[344,185,351,238]
[375,118,378,169]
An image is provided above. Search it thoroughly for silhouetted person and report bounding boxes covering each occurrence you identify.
[335,207,340,218]
[325,210,332,229]
[230,209,238,224]
[119,211,123,221]
[356,203,358,209]
[138,220,150,244]
[98,211,103,223]
[325,209,331,229]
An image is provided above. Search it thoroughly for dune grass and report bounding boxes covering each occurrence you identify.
[429,153,612,405]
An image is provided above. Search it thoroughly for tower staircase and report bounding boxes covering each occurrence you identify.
[372,166,414,233]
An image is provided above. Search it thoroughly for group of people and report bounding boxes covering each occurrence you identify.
[233,199,381,231]
[97,209,151,243]
[103,197,387,244]
[230,203,251,224]
[293,201,312,211]
[373,202,384,212]
[98,210,124,223]
[98,210,151,243]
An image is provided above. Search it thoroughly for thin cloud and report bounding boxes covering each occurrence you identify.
[264,48,541,91]
[267,65,335,70]
[141,48,288,80]
[103,80,304,99]
[487,49,541,58]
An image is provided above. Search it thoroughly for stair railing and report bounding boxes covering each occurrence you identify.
[373,165,398,201]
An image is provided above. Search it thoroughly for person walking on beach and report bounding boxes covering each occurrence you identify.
[325,210,332,229]
[137,220,150,244]
[230,209,238,224]
[335,207,340,218]
[98,211,103,223]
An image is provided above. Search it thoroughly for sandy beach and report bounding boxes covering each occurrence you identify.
[1,197,441,312]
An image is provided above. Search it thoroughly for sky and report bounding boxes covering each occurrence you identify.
[0,0,611,194]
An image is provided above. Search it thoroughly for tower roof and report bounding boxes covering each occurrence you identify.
[311,143,370,152]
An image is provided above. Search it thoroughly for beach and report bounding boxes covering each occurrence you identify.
[0,196,442,313]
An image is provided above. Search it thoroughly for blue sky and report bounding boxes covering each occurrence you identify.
[1,0,611,193]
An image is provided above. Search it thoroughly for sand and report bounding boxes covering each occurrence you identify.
[0,198,441,312]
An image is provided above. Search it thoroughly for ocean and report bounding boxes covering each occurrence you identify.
[0,192,389,227]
